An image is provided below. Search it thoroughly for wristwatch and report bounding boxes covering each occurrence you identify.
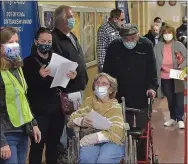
[31,119,38,127]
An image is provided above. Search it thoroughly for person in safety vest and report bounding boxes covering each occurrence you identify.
[0,27,41,164]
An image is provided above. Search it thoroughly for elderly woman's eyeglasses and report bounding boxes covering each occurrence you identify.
[95,81,110,86]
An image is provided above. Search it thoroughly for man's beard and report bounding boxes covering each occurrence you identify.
[112,21,123,31]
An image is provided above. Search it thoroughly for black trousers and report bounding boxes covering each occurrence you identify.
[29,113,65,164]
[161,79,184,121]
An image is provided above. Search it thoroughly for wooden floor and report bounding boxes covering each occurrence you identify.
[27,98,186,164]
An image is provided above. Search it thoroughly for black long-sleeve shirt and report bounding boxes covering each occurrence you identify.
[23,50,61,116]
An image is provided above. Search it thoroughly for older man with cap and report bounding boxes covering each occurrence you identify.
[103,23,158,159]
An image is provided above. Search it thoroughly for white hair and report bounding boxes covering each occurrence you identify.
[54,5,72,26]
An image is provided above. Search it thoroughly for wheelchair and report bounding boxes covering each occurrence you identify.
[60,94,159,164]
[121,94,159,164]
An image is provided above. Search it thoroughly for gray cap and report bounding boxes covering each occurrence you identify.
[119,23,138,37]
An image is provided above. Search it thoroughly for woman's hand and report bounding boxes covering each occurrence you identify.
[0,145,11,160]
[33,126,41,143]
[66,70,77,79]
[80,133,99,147]
[39,65,51,78]
[175,51,184,66]
[81,117,93,128]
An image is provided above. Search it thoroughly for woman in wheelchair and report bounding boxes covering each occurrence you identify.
[67,73,129,164]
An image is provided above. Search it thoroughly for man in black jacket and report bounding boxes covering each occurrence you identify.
[52,5,88,94]
[103,24,158,112]
[103,24,159,160]
[51,5,88,156]
[144,23,161,47]
[176,16,187,48]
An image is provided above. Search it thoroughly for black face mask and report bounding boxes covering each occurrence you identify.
[37,43,52,54]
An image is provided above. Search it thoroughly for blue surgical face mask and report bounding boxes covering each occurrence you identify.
[37,43,52,54]
[123,41,137,49]
[67,18,75,29]
[3,43,21,61]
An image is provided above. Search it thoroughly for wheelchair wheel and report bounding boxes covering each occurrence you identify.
[129,136,137,164]
[132,138,137,163]
[57,150,68,164]
[67,136,80,164]
[68,137,77,164]
[128,134,132,164]
[154,155,159,164]
[127,134,138,164]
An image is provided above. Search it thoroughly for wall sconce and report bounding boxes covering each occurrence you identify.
[169,1,177,6]
[157,1,165,6]
[131,2,138,8]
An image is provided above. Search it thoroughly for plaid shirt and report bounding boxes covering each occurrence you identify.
[97,21,121,70]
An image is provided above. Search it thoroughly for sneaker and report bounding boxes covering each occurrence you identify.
[164,119,176,126]
[178,121,185,129]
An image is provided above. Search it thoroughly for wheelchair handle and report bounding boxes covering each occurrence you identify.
[121,97,126,122]
[148,92,153,99]
[148,93,153,113]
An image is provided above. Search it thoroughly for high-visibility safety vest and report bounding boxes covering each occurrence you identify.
[1,67,33,127]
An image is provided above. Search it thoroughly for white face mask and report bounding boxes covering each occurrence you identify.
[94,86,109,100]
[123,41,137,49]
[163,34,173,42]
[3,43,21,61]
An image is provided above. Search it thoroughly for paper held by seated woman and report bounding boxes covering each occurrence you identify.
[87,110,112,130]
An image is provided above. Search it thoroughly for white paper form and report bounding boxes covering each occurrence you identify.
[87,110,112,130]
[50,61,78,88]
[68,92,82,110]
[169,69,185,80]
[47,53,73,77]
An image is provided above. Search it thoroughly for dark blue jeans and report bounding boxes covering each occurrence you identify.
[161,79,184,121]
[0,132,28,164]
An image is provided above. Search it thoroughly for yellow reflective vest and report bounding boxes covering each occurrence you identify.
[1,67,33,127]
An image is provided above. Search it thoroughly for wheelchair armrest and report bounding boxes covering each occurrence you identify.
[126,107,145,114]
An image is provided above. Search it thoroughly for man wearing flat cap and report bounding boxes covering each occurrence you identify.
[103,23,158,159]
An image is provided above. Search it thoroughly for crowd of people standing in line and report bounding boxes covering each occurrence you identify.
[0,5,187,164]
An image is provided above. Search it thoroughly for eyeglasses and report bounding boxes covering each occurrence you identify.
[95,81,110,86]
